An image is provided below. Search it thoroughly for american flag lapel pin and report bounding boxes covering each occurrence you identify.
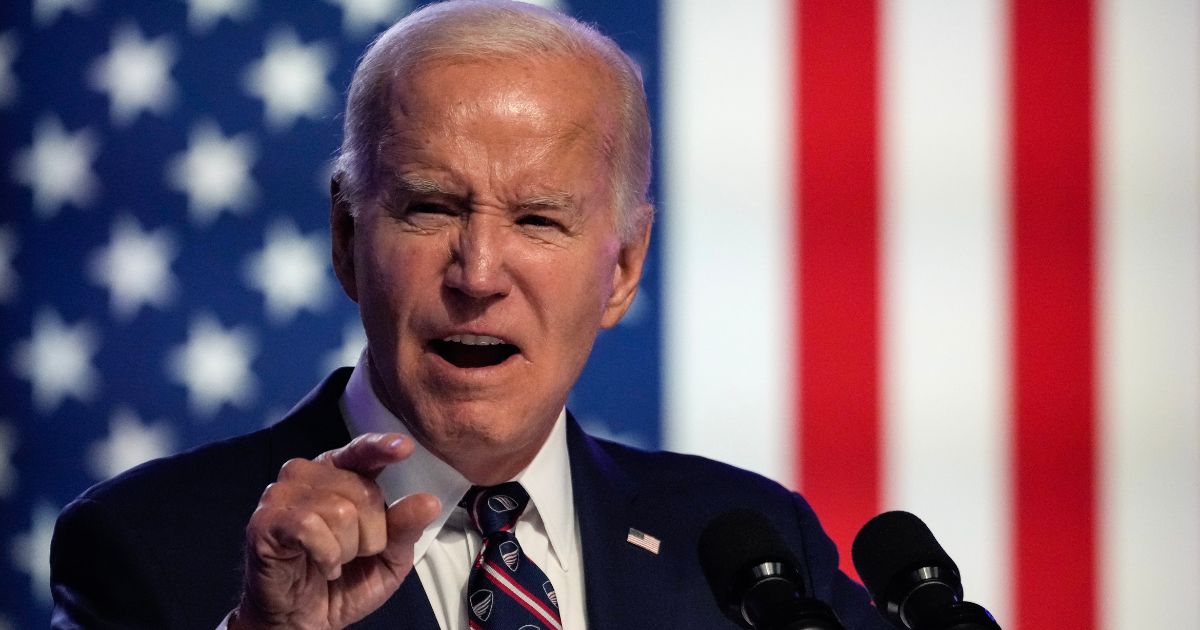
[626,528,661,555]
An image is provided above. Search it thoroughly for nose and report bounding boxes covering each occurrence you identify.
[443,215,513,299]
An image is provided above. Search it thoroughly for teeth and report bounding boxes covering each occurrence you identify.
[443,334,506,346]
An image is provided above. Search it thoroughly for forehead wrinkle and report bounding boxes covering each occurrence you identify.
[539,106,619,200]
[378,62,619,215]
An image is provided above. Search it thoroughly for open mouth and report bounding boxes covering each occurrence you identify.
[430,334,520,368]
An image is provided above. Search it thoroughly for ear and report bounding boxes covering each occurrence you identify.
[600,206,653,329]
[330,176,359,303]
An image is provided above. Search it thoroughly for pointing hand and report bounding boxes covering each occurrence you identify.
[230,433,440,630]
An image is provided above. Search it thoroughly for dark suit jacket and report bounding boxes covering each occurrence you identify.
[51,369,890,629]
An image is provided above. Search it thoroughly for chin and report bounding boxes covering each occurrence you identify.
[429,401,553,453]
[416,398,506,434]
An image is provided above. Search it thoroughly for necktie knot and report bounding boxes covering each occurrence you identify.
[462,481,530,536]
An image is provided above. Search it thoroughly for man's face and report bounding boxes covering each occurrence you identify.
[332,56,649,482]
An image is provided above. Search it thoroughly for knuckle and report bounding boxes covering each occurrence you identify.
[245,505,271,537]
[319,544,347,571]
[258,482,286,506]
[246,506,299,554]
[295,509,325,533]
[354,481,384,507]
[327,496,358,528]
[277,457,313,480]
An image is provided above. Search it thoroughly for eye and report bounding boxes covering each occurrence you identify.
[408,201,455,216]
[516,214,564,230]
[398,200,458,232]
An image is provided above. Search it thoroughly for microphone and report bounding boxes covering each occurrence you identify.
[851,511,1001,630]
[698,510,846,630]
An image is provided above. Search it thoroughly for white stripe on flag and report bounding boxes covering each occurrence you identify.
[662,0,793,483]
[880,0,1011,623]
[1097,0,1200,627]
[626,528,662,554]
[662,3,1200,628]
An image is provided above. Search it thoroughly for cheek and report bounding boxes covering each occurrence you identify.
[361,226,440,287]
[548,255,618,329]
[355,235,429,331]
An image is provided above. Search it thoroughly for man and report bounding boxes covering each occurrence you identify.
[51,2,890,629]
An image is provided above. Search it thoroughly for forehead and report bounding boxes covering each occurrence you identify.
[387,56,618,159]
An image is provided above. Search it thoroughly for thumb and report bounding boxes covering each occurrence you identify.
[380,492,441,568]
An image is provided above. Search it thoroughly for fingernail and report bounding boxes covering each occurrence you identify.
[387,436,404,449]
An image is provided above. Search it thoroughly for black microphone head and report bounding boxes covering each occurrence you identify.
[851,511,962,612]
[698,510,804,609]
[700,510,848,630]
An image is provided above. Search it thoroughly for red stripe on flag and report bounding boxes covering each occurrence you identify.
[795,0,881,578]
[1011,1,1097,628]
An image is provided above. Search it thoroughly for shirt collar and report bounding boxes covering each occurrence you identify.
[512,401,576,572]
[338,351,577,572]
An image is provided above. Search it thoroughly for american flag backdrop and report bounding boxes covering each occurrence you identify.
[0,1,1196,629]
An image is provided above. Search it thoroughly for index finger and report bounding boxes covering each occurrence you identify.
[316,432,414,478]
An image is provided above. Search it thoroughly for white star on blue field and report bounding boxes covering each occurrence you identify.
[0,1,663,625]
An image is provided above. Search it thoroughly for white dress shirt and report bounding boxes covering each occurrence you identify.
[339,355,588,629]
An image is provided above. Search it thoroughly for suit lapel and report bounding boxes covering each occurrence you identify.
[353,574,439,630]
[265,367,355,468]
[568,418,685,629]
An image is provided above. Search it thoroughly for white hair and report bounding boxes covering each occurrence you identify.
[334,0,653,242]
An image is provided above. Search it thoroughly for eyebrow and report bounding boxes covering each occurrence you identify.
[397,173,576,211]
[397,174,452,196]
[518,190,574,210]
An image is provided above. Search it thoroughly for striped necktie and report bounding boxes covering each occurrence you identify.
[462,482,562,630]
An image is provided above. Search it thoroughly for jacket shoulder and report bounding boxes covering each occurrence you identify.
[51,370,353,629]
[51,427,274,629]
[590,435,800,505]
[70,367,352,513]
[581,434,890,630]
